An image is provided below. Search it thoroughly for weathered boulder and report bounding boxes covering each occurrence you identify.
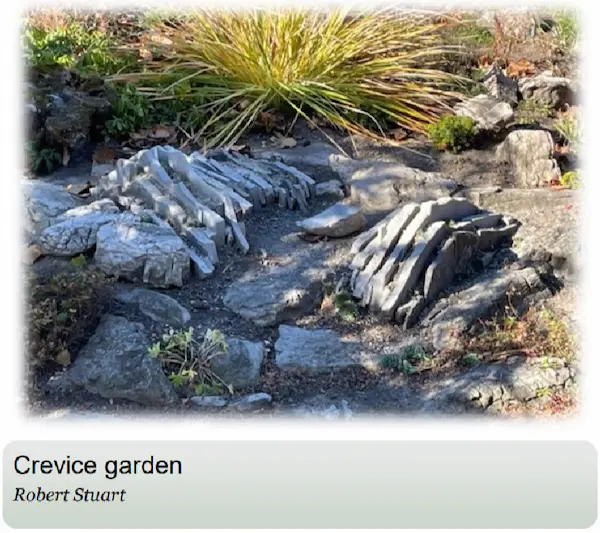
[423,267,547,351]
[114,287,191,329]
[222,254,324,326]
[331,158,458,216]
[296,203,365,238]
[210,338,264,388]
[496,130,561,188]
[274,325,361,371]
[518,71,576,110]
[60,315,178,406]
[23,180,82,242]
[455,94,514,133]
[315,180,345,199]
[94,220,191,288]
[39,212,132,256]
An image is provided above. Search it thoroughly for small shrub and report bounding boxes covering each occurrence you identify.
[23,21,132,75]
[461,353,481,367]
[560,170,580,189]
[516,99,553,125]
[378,345,430,375]
[334,292,359,323]
[553,9,579,52]
[555,112,581,152]
[148,327,233,396]
[26,268,113,370]
[27,142,61,175]
[427,115,476,153]
[104,83,151,139]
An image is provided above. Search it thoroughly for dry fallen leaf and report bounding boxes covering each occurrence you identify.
[506,59,536,79]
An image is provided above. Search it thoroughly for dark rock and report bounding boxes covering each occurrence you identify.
[114,288,191,329]
[423,230,480,303]
[482,63,519,106]
[210,338,264,388]
[60,315,178,407]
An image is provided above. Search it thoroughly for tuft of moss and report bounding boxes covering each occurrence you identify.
[427,115,476,153]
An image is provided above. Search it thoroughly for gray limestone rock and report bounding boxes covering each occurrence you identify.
[455,94,514,133]
[518,72,576,109]
[222,256,324,326]
[39,212,130,256]
[297,203,365,238]
[424,267,547,351]
[274,325,361,371]
[496,130,561,188]
[94,220,190,288]
[114,287,191,329]
[210,338,265,388]
[61,315,178,407]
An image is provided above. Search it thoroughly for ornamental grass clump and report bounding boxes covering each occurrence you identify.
[113,8,464,148]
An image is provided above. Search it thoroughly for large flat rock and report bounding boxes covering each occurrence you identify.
[274,325,361,371]
[470,188,579,275]
[222,252,325,327]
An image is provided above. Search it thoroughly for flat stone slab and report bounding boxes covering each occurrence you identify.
[296,203,365,238]
[222,254,324,327]
[114,287,191,329]
[274,325,361,371]
[94,220,191,288]
[59,315,178,407]
[474,188,579,275]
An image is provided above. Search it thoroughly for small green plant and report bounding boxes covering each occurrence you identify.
[104,83,152,139]
[27,143,61,175]
[70,254,87,268]
[334,292,359,323]
[148,327,233,396]
[560,170,580,189]
[23,21,132,75]
[515,99,553,125]
[553,9,579,52]
[378,345,429,375]
[427,115,476,153]
[555,113,581,152]
[536,387,552,398]
[461,353,481,367]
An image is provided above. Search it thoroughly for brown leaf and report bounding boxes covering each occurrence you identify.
[506,59,535,79]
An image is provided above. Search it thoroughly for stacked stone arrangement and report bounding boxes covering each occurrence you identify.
[33,146,317,287]
[348,197,521,329]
